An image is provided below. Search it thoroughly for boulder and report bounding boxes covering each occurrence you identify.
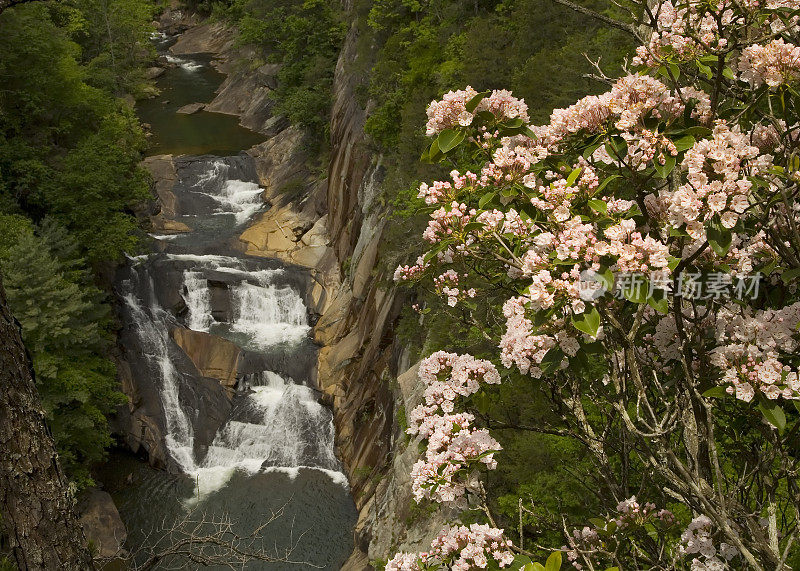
[170,22,232,55]
[142,155,179,219]
[146,66,165,79]
[150,214,191,233]
[176,102,205,114]
[77,489,127,559]
[170,328,240,389]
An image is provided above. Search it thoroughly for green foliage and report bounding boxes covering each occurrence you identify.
[219,0,346,146]
[0,216,126,488]
[357,0,632,194]
[0,0,152,487]
[0,2,151,265]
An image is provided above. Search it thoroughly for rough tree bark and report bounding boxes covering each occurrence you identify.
[0,271,95,570]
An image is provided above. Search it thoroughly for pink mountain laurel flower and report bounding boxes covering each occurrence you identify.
[425,87,529,136]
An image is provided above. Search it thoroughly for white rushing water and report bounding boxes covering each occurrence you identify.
[191,371,343,500]
[122,251,340,504]
[164,53,204,72]
[194,159,265,224]
[121,286,196,473]
[182,263,311,348]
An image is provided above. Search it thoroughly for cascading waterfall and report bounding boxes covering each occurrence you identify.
[164,53,204,72]
[119,272,196,473]
[192,158,265,225]
[117,30,357,568]
[182,271,213,331]
[118,156,344,502]
[193,371,345,500]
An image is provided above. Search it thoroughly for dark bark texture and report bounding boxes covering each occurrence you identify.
[0,272,95,570]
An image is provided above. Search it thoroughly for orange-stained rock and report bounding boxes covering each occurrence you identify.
[170,328,240,389]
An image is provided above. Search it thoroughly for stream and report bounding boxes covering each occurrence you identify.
[103,34,357,570]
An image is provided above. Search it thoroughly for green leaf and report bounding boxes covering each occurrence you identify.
[696,59,713,78]
[437,129,465,153]
[759,401,787,434]
[702,386,728,398]
[422,139,443,164]
[595,174,621,194]
[654,155,676,178]
[673,135,696,152]
[479,192,497,209]
[596,268,615,292]
[545,551,562,571]
[465,91,490,113]
[707,222,732,257]
[623,278,649,304]
[502,117,525,129]
[473,391,491,414]
[572,307,601,337]
[781,267,800,284]
[566,167,582,186]
[588,199,607,214]
[540,348,565,374]
[647,294,668,314]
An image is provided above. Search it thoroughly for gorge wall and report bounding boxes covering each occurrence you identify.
[124,4,450,567]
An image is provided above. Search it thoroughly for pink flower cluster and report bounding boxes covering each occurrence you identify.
[385,525,514,571]
[536,75,686,148]
[406,353,502,504]
[599,219,671,274]
[710,302,800,402]
[425,87,529,136]
[499,296,577,378]
[434,270,476,307]
[564,497,676,570]
[680,516,739,570]
[633,0,729,67]
[738,39,800,88]
[650,123,770,242]
[614,496,675,529]
[428,525,515,570]
[422,202,475,244]
[394,256,429,282]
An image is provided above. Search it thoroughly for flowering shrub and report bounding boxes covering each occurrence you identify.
[390,0,800,569]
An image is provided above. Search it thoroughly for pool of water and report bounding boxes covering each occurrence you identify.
[99,451,357,570]
[137,51,265,156]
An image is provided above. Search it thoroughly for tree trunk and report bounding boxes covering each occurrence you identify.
[0,271,95,570]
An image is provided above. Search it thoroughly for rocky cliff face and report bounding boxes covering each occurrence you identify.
[320,21,450,569]
[131,9,445,568]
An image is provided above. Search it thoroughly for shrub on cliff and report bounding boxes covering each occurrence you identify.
[390,0,800,568]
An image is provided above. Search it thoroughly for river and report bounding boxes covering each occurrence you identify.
[101,32,358,570]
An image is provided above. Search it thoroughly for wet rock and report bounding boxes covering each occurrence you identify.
[207,279,231,322]
[150,214,191,233]
[171,327,241,389]
[142,155,179,219]
[170,22,233,55]
[176,102,205,114]
[77,489,127,559]
[146,66,165,79]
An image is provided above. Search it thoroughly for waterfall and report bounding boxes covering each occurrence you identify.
[119,271,196,473]
[193,371,343,499]
[164,53,203,72]
[229,282,310,348]
[192,159,265,225]
[120,221,341,503]
[183,271,213,331]
[181,261,310,348]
